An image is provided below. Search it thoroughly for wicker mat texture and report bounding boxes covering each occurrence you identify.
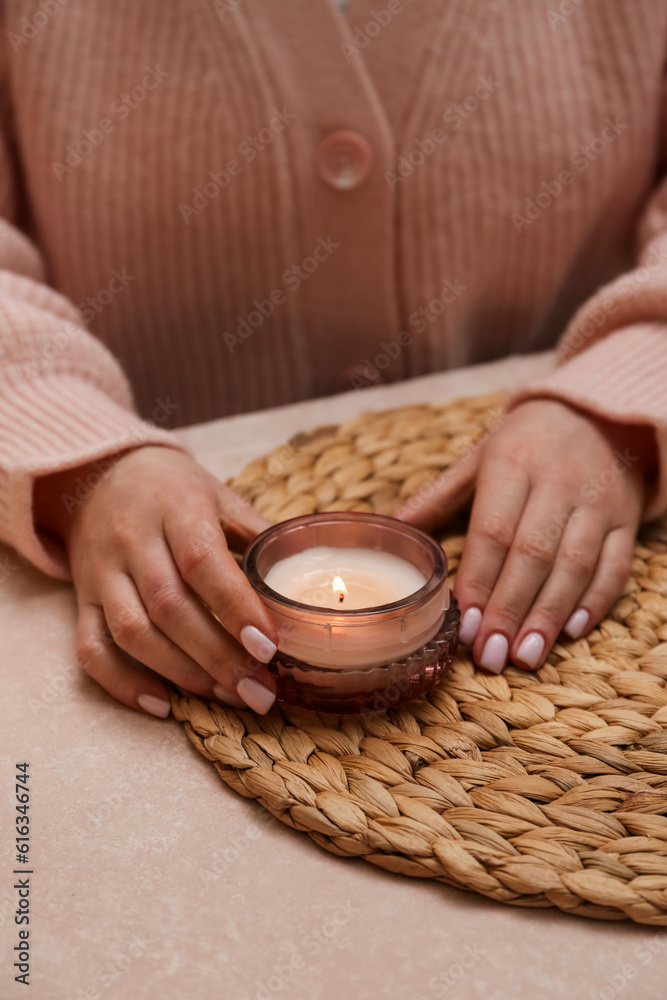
[171,392,667,924]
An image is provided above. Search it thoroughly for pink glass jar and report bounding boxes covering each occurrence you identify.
[243,513,459,714]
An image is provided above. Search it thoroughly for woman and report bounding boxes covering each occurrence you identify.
[2,0,664,716]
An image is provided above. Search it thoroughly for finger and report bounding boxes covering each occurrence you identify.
[508,508,606,671]
[164,507,278,653]
[101,570,217,697]
[393,445,480,531]
[76,602,173,718]
[216,482,271,551]
[128,538,275,701]
[472,492,594,670]
[452,454,530,649]
[562,526,636,640]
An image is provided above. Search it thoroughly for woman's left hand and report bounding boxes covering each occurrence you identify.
[395,398,656,673]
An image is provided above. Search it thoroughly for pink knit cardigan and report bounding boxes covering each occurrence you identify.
[1,0,667,579]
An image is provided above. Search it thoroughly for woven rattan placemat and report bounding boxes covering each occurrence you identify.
[171,392,667,924]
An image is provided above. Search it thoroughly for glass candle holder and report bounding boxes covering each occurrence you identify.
[243,512,459,714]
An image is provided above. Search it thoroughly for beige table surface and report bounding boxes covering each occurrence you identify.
[2,351,666,1000]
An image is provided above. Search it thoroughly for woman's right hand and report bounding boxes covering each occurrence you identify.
[34,446,279,717]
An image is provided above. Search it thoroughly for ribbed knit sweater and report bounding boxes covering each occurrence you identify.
[1,0,667,579]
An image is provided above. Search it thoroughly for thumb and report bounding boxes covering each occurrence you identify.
[216,482,271,550]
[393,446,480,532]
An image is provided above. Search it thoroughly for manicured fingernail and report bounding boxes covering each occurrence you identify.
[137,693,171,718]
[459,607,482,646]
[236,677,276,714]
[240,625,277,663]
[479,633,508,674]
[515,631,545,670]
[564,608,589,639]
[213,683,247,709]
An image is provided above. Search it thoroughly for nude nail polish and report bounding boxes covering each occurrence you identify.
[240,625,277,663]
[564,608,589,640]
[515,632,545,670]
[479,633,508,674]
[459,607,482,646]
[236,677,276,714]
[213,683,247,709]
[137,693,171,718]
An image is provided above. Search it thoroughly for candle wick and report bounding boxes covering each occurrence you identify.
[338,592,344,604]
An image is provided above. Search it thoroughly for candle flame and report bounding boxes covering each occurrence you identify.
[333,576,346,604]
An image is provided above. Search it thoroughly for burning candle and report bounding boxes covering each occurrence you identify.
[334,577,346,604]
[244,513,460,713]
[262,546,427,610]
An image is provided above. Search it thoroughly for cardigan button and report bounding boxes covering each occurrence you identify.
[315,130,373,190]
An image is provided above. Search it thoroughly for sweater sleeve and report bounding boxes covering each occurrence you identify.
[507,91,667,520]
[0,80,184,580]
